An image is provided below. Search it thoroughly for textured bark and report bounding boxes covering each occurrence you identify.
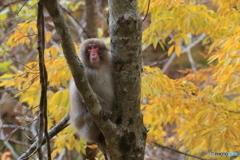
[84,0,98,38]
[107,0,147,159]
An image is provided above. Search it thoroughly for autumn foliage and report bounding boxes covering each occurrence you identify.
[0,0,240,159]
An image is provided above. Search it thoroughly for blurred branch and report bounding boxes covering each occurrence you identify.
[181,0,212,4]
[162,33,206,73]
[60,6,88,35]
[56,147,66,160]
[16,0,28,15]
[0,0,25,12]
[0,119,19,159]
[187,50,197,71]
[152,142,207,160]
[148,58,169,67]
[17,113,69,160]
[83,0,98,38]
[1,124,31,131]
[0,137,30,147]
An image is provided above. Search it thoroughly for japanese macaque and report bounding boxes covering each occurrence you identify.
[69,38,114,159]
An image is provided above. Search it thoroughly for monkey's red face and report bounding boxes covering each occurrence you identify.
[87,44,100,63]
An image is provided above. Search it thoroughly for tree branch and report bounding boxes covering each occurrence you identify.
[42,0,116,140]
[37,1,51,159]
[17,113,69,160]
[0,0,26,12]
[60,6,88,37]
[83,0,98,38]
[0,119,19,159]
[162,33,206,73]
[152,142,207,160]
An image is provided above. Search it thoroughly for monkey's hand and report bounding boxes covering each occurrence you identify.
[100,101,112,121]
[97,96,112,120]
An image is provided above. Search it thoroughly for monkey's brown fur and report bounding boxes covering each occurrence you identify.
[69,39,114,159]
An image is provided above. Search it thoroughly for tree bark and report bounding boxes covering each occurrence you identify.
[107,0,147,159]
[83,0,98,38]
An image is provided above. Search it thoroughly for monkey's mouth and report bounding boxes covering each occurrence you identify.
[91,58,100,63]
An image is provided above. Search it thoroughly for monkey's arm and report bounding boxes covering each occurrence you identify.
[97,95,112,121]
[77,92,111,121]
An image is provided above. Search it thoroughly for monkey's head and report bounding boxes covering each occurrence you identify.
[80,38,110,69]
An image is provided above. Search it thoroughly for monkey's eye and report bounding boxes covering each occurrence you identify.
[87,45,98,50]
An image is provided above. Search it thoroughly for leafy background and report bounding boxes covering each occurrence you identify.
[0,0,240,159]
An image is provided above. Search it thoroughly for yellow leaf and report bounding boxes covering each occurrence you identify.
[153,39,158,49]
[49,46,58,58]
[87,144,98,149]
[45,31,52,43]
[75,142,81,153]
[158,32,166,43]
[74,42,80,55]
[69,135,75,145]
[0,74,15,79]
[208,55,219,64]
[208,40,218,53]
[66,143,71,150]
[168,45,175,56]
[29,21,37,33]
[97,28,103,37]
[175,45,181,57]
[0,78,15,88]
[207,111,217,123]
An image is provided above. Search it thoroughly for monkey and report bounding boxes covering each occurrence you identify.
[69,38,114,159]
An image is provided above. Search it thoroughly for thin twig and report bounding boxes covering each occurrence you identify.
[17,113,70,160]
[1,124,31,131]
[142,0,150,23]
[152,142,207,160]
[4,50,39,71]
[12,34,37,46]
[0,119,19,159]
[0,138,30,147]
[0,0,25,12]
[16,75,39,93]
[60,6,87,33]
[16,0,29,15]
[148,58,169,67]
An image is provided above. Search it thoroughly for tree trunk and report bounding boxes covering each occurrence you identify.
[105,0,147,159]
[83,0,98,39]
